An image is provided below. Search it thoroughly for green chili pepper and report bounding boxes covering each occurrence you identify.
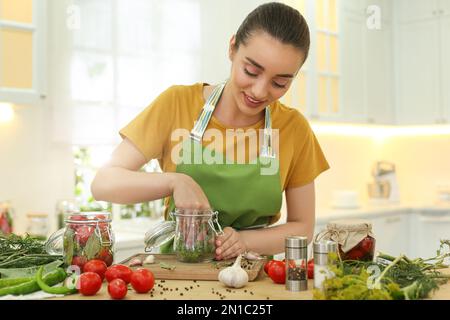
[0,268,67,297]
[0,277,34,289]
[36,266,77,295]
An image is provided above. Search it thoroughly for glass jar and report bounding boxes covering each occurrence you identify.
[144,208,223,263]
[55,199,79,229]
[45,212,114,269]
[0,200,14,235]
[315,219,376,262]
[26,212,49,240]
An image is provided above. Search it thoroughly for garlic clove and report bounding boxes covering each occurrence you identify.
[144,255,155,265]
[129,257,143,267]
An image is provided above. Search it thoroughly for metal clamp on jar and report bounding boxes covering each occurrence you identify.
[285,236,308,292]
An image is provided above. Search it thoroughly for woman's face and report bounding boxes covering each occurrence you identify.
[228,31,306,117]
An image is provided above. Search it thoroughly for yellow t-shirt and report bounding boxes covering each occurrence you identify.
[120,82,330,202]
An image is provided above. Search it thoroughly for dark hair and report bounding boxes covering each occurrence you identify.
[235,2,310,61]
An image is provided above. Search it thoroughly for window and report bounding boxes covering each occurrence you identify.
[281,0,340,118]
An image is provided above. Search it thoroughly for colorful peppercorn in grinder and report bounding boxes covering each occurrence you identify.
[285,236,308,292]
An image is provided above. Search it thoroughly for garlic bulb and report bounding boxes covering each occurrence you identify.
[218,255,249,288]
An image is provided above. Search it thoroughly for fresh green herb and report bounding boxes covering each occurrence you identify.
[159,262,176,271]
[314,240,450,300]
[0,234,62,269]
[84,233,101,260]
[0,260,63,279]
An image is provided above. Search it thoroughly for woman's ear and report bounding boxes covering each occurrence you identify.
[228,34,237,61]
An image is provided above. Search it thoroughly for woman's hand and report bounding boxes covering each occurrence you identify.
[215,227,247,260]
[171,173,211,210]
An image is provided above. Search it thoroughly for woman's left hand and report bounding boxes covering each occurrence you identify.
[215,227,247,260]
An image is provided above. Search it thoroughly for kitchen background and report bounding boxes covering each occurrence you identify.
[1,0,450,262]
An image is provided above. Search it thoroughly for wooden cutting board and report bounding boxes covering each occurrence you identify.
[119,253,266,281]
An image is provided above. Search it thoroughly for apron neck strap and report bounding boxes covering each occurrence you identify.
[190,81,275,158]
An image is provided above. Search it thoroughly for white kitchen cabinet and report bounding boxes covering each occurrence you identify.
[396,20,441,124]
[340,0,394,124]
[397,0,439,23]
[368,212,411,257]
[442,15,450,122]
[395,0,450,124]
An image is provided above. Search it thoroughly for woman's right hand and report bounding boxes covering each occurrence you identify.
[170,173,211,211]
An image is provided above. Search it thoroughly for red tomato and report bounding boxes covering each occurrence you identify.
[130,269,155,293]
[307,259,314,279]
[108,278,128,300]
[75,225,94,245]
[83,259,108,281]
[78,272,102,296]
[283,259,297,269]
[268,261,286,284]
[97,248,114,267]
[264,260,277,275]
[105,264,133,284]
[71,256,87,272]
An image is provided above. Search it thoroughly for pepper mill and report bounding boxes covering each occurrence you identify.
[285,236,308,292]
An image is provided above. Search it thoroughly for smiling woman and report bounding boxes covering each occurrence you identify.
[91,2,330,260]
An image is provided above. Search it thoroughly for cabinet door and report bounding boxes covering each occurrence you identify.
[369,214,410,257]
[414,212,450,259]
[396,20,441,124]
[441,16,450,122]
[340,12,367,122]
[365,22,394,124]
[397,0,439,22]
[439,0,450,17]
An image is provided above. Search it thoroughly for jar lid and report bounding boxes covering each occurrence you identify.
[314,240,337,254]
[327,219,372,232]
[144,220,176,252]
[285,236,308,248]
[65,211,111,223]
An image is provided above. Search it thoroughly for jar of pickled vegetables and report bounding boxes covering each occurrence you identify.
[314,219,376,262]
[45,212,114,270]
[0,200,14,235]
[144,208,223,263]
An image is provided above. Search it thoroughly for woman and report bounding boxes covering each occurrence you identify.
[91,2,329,260]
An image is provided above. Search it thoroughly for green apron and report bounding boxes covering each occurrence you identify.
[160,81,282,253]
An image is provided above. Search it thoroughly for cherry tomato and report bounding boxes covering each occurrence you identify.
[83,259,108,281]
[108,278,128,300]
[68,215,87,231]
[105,264,133,284]
[283,259,297,269]
[130,269,155,293]
[268,261,286,284]
[71,256,87,272]
[264,260,277,275]
[75,225,94,245]
[307,259,314,279]
[97,248,114,266]
[78,272,102,296]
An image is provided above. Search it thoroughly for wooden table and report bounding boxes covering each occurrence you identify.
[52,268,450,300]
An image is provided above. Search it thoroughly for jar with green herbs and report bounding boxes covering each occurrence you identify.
[45,212,114,270]
[172,209,222,263]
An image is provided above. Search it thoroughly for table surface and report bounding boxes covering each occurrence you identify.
[52,268,450,300]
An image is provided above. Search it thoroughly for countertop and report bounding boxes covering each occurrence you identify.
[52,268,450,300]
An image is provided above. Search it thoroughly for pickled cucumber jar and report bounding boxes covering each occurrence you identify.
[144,209,223,263]
[45,212,114,270]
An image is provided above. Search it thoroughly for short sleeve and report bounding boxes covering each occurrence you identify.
[285,118,330,189]
[119,86,176,162]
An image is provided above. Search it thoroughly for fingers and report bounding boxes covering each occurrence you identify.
[220,240,246,260]
[215,227,233,247]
